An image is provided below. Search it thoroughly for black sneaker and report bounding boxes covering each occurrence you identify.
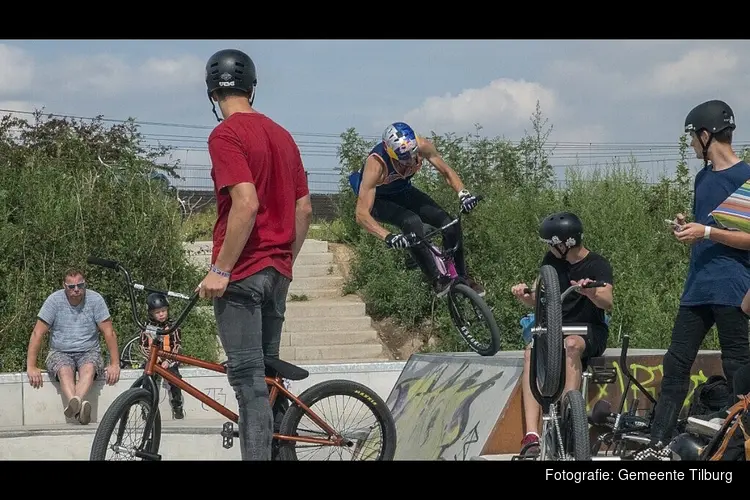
[693,406,729,423]
[172,407,185,419]
[432,276,453,297]
[632,442,671,461]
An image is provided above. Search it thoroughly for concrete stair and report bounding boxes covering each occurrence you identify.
[183,239,390,364]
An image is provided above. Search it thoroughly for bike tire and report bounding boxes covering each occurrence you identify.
[447,282,502,356]
[561,389,591,460]
[277,379,397,461]
[120,334,143,369]
[533,264,563,398]
[89,388,162,461]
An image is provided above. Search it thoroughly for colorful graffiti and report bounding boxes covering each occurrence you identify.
[386,358,519,460]
[585,353,722,417]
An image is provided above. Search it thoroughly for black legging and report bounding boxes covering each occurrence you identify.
[650,305,750,442]
[370,186,466,281]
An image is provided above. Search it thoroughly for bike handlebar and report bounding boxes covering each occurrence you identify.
[408,194,485,247]
[87,256,200,337]
[522,280,607,298]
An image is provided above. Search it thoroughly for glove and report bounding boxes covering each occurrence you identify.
[385,232,415,249]
[458,189,479,212]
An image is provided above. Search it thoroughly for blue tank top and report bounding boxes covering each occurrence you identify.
[360,142,423,196]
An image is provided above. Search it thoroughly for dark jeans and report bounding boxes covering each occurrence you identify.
[371,186,466,280]
[155,364,183,409]
[650,305,750,443]
[213,266,291,461]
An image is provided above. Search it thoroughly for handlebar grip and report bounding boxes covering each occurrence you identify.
[582,280,607,288]
[87,256,119,269]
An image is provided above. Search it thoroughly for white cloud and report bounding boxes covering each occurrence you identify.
[400,78,559,138]
[0,45,34,98]
[646,48,740,96]
[53,53,205,97]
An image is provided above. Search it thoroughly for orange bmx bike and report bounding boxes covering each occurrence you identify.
[86,256,397,461]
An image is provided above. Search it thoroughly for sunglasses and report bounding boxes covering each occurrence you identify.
[65,282,86,290]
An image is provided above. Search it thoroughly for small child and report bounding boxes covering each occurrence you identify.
[140,292,185,419]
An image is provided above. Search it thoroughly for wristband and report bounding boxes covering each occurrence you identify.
[704,226,711,240]
[210,264,231,278]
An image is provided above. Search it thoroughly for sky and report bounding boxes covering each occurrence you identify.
[2,39,750,194]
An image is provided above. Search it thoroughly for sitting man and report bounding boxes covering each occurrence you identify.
[511,212,614,455]
[26,268,121,424]
[349,121,484,298]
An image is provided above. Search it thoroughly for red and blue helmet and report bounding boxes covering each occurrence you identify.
[382,122,420,167]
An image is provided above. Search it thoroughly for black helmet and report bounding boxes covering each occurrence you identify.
[205,49,257,121]
[685,100,736,166]
[684,99,736,135]
[539,212,584,249]
[146,292,169,311]
[668,432,706,461]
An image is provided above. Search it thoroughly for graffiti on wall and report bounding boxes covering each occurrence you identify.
[586,354,722,418]
[387,359,516,460]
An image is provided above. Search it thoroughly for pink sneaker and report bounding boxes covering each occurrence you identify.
[520,433,540,457]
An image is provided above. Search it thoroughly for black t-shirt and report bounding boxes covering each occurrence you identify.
[540,250,614,342]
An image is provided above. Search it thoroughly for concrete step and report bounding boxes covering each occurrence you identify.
[288,275,344,291]
[284,330,380,347]
[294,252,334,266]
[186,239,328,255]
[293,263,338,278]
[280,344,387,362]
[282,316,372,332]
[287,288,343,299]
[285,298,366,317]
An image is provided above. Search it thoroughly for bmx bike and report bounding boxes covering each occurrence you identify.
[585,331,658,458]
[86,256,397,461]
[402,195,502,356]
[516,264,608,461]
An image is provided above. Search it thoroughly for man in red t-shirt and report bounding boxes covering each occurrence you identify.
[198,48,313,461]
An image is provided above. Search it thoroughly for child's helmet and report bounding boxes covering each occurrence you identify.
[147,293,169,311]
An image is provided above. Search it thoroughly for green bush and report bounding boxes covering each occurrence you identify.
[0,111,217,372]
[334,103,724,353]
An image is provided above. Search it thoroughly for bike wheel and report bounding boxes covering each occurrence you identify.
[446,282,502,356]
[560,389,591,460]
[119,332,147,369]
[277,379,397,461]
[90,388,162,461]
[533,264,564,398]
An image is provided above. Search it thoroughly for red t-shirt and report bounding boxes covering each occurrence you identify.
[208,112,309,282]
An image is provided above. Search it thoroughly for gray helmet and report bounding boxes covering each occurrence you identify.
[205,49,257,122]
[668,432,706,461]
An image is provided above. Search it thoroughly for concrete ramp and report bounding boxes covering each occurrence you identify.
[385,352,524,460]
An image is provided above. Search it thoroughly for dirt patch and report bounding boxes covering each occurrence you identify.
[328,241,436,360]
[328,242,353,282]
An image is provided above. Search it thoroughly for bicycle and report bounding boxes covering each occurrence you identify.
[402,195,502,356]
[86,256,398,461]
[586,331,658,458]
[517,265,608,461]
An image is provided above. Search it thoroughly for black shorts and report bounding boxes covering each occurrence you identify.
[581,327,608,371]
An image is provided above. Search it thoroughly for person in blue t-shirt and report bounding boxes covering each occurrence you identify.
[636,100,750,460]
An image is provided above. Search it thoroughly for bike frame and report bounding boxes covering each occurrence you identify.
[86,256,347,450]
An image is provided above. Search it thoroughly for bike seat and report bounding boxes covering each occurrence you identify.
[264,356,309,381]
[219,357,310,381]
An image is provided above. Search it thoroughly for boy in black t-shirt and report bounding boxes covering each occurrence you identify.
[511,212,614,456]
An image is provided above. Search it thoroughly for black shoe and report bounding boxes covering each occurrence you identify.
[432,276,453,297]
[632,442,671,461]
[172,406,184,419]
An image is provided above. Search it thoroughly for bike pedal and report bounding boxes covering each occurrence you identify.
[591,367,617,384]
[221,422,234,449]
[134,450,162,461]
